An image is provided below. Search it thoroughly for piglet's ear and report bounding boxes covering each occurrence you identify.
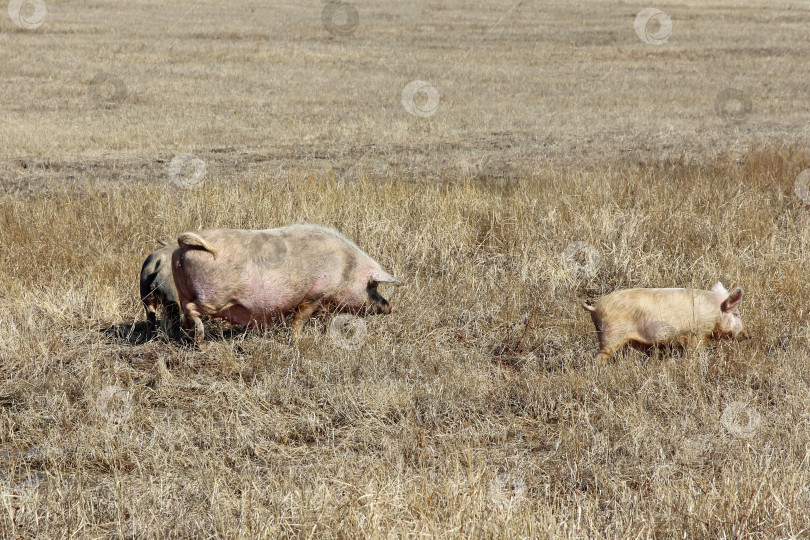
[721,287,743,312]
[711,282,728,295]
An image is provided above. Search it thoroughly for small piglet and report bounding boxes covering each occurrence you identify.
[139,240,182,338]
[583,282,750,362]
[172,224,401,343]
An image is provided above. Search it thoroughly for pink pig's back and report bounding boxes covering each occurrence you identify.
[174,225,381,324]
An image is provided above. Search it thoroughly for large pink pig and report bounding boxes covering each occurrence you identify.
[172,224,401,342]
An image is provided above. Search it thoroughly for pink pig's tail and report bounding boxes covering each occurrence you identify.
[178,232,218,259]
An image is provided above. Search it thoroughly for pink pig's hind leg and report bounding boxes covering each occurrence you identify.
[181,301,205,344]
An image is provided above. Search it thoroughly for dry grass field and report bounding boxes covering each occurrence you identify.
[2,0,810,537]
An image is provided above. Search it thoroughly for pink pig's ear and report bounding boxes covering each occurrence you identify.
[371,269,401,286]
[721,287,743,312]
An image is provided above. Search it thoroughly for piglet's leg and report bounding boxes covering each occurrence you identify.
[595,350,613,366]
[595,325,628,365]
[675,334,701,353]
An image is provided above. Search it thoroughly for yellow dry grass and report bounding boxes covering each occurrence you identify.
[2,0,810,537]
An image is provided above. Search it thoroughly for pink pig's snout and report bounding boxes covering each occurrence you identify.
[375,301,393,315]
[366,285,394,315]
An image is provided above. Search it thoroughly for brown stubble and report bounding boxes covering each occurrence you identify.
[1,149,810,537]
[3,0,810,536]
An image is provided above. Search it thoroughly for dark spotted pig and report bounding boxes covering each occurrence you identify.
[139,241,182,338]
